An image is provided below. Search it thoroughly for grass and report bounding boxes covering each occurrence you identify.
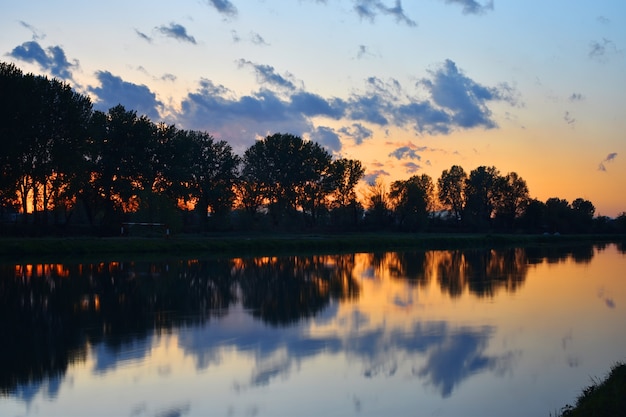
[554,362,626,417]
[0,232,623,261]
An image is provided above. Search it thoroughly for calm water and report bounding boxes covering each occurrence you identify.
[1,243,625,417]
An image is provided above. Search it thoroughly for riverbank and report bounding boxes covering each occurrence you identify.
[0,232,623,261]
[556,362,626,417]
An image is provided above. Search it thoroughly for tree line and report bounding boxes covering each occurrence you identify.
[1,61,625,235]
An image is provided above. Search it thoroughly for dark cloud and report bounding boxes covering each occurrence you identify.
[403,162,421,173]
[290,92,346,118]
[338,123,373,144]
[156,23,197,44]
[177,79,313,150]
[356,45,374,59]
[88,71,163,120]
[175,59,517,149]
[310,126,342,152]
[135,29,153,43]
[441,0,494,15]
[354,0,417,27]
[162,73,177,82]
[206,0,238,17]
[389,146,421,160]
[415,59,518,132]
[563,111,575,126]
[363,169,390,185]
[598,152,617,172]
[9,40,77,80]
[237,60,296,90]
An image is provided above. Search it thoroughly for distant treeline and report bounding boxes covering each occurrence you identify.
[1,61,625,236]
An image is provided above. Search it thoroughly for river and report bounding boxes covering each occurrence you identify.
[1,242,625,416]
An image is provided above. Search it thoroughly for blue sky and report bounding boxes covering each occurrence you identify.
[2,0,625,215]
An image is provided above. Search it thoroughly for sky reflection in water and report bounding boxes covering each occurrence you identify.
[1,244,625,416]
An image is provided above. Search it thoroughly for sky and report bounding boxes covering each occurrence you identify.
[1,0,625,216]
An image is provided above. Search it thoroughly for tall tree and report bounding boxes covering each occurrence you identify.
[328,158,365,228]
[464,166,501,230]
[437,165,467,223]
[493,171,530,230]
[242,133,332,226]
[389,174,434,232]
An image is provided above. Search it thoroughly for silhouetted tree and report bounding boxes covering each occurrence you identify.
[389,174,434,232]
[328,158,365,229]
[493,171,530,231]
[437,165,467,224]
[463,166,501,230]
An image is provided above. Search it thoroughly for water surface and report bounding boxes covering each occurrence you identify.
[1,243,625,416]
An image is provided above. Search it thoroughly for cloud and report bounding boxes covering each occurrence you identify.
[9,40,77,80]
[175,59,517,150]
[231,30,241,42]
[563,111,575,126]
[389,146,421,160]
[338,123,373,144]
[250,32,269,46]
[88,71,163,120]
[596,16,610,25]
[589,38,619,62]
[411,59,519,133]
[568,93,584,102]
[177,79,313,150]
[354,0,417,27]
[597,152,617,172]
[403,162,421,173]
[237,60,296,90]
[206,0,238,17]
[310,126,342,152]
[290,92,346,118]
[156,23,197,44]
[135,29,153,43]
[363,169,390,185]
[441,0,494,15]
[19,21,45,40]
[356,45,375,59]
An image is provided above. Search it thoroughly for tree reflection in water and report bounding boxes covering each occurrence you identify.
[0,243,604,398]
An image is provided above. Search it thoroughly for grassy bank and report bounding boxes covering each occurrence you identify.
[0,233,623,261]
[555,362,626,417]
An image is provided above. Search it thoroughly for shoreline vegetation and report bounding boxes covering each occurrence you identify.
[0,233,623,261]
[555,362,626,417]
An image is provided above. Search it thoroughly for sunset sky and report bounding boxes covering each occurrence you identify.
[1,0,625,216]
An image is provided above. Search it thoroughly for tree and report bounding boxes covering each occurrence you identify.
[437,165,467,223]
[463,166,501,230]
[493,171,530,230]
[328,158,365,229]
[242,133,332,227]
[364,179,390,229]
[545,197,571,233]
[186,131,240,229]
[571,198,595,233]
[389,174,434,232]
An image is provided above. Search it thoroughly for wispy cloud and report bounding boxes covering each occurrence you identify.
[237,60,297,90]
[9,40,77,80]
[403,161,421,173]
[363,169,390,185]
[338,123,373,145]
[563,111,575,126]
[441,0,494,15]
[206,0,238,17]
[88,71,163,120]
[389,146,422,160]
[250,32,270,46]
[135,29,153,43]
[568,93,584,102]
[354,0,417,27]
[156,23,197,44]
[589,38,618,62]
[19,21,45,40]
[598,152,617,172]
